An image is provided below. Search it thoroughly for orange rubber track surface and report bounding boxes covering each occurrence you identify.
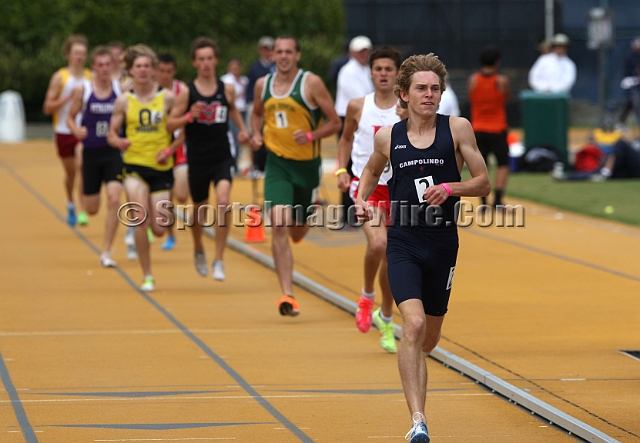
[1,140,638,443]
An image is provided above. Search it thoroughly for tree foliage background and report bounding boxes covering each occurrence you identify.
[0,0,345,121]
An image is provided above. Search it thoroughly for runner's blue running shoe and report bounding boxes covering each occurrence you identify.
[161,236,175,250]
[67,205,76,227]
[405,412,430,442]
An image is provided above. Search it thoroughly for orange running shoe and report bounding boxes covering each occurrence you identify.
[277,295,300,316]
[355,295,374,332]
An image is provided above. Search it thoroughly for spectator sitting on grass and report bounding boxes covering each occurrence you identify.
[592,120,625,156]
[552,123,628,179]
[591,138,640,181]
[553,129,640,181]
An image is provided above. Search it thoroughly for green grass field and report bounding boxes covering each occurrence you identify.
[501,171,640,226]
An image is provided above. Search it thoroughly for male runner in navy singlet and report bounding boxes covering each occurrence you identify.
[355,54,490,442]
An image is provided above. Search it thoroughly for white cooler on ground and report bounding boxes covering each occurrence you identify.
[0,90,26,143]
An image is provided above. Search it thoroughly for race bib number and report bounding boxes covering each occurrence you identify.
[199,102,228,124]
[96,121,109,137]
[139,109,163,126]
[414,176,434,203]
[214,105,228,123]
[275,111,288,129]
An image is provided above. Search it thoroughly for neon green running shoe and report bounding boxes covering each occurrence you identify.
[372,308,397,353]
[140,275,155,292]
[147,227,155,243]
[77,211,89,226]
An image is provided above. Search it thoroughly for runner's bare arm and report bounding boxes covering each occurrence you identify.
[498,75,512,101]
[167,131,184,154]
[224,83,250,144]
[42,72,68,115]
[467,73,477,96]
[355,127,392,220]
[166,87,190,133]
[66,85,87,140]
[164,89,175,118]
[337,97,364,192]
[249,77,266,151]
[157,130,185,164]
[107,94,130,151]
[294,73,341,144]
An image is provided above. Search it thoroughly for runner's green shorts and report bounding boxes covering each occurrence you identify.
[264,151,322,224]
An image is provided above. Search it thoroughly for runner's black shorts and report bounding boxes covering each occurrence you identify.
[475,131,509,167]
[188,158,234,203]
[121,163,174,194]
[386,226,459,317]
[82,146,123,195]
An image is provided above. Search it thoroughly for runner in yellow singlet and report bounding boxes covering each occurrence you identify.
[107,44,176,292]
[250,35,341,316]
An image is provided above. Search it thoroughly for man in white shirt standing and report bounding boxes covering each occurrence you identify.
[221,59,250,168]
[335,36,375,133]
[528,33,576,94]
[439,79,460,117]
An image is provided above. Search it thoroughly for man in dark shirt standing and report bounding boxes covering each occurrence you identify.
[620,37,640,128]
[246,36,276,173]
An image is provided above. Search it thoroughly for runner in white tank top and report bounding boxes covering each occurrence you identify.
[55,70,92,134]
[335,46,404,353]
[155,54,189,251]
[42,35,91,227]
[350,92,398,185]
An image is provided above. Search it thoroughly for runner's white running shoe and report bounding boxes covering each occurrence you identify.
[100,254,117,268]
[194,251,208,277]
[125,227,137,260]
[212,260,225,281]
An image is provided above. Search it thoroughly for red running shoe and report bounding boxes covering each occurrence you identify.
[355,295,374,332]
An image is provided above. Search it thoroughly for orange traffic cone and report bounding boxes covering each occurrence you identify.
[244,205,266,243]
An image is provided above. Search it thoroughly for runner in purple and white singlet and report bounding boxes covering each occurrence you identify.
[67,46,124,268]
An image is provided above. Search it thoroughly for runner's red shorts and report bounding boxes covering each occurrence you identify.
[55,133,79,158]
[349,177,391,224]
[174,144,187,167]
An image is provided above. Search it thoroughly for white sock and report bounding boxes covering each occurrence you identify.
[379,311,393,323]
[362,288,375,299]
[67,202,75,209]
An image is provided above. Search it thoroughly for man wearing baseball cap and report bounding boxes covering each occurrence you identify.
[335,36,375,132]
[528,33,576,93]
